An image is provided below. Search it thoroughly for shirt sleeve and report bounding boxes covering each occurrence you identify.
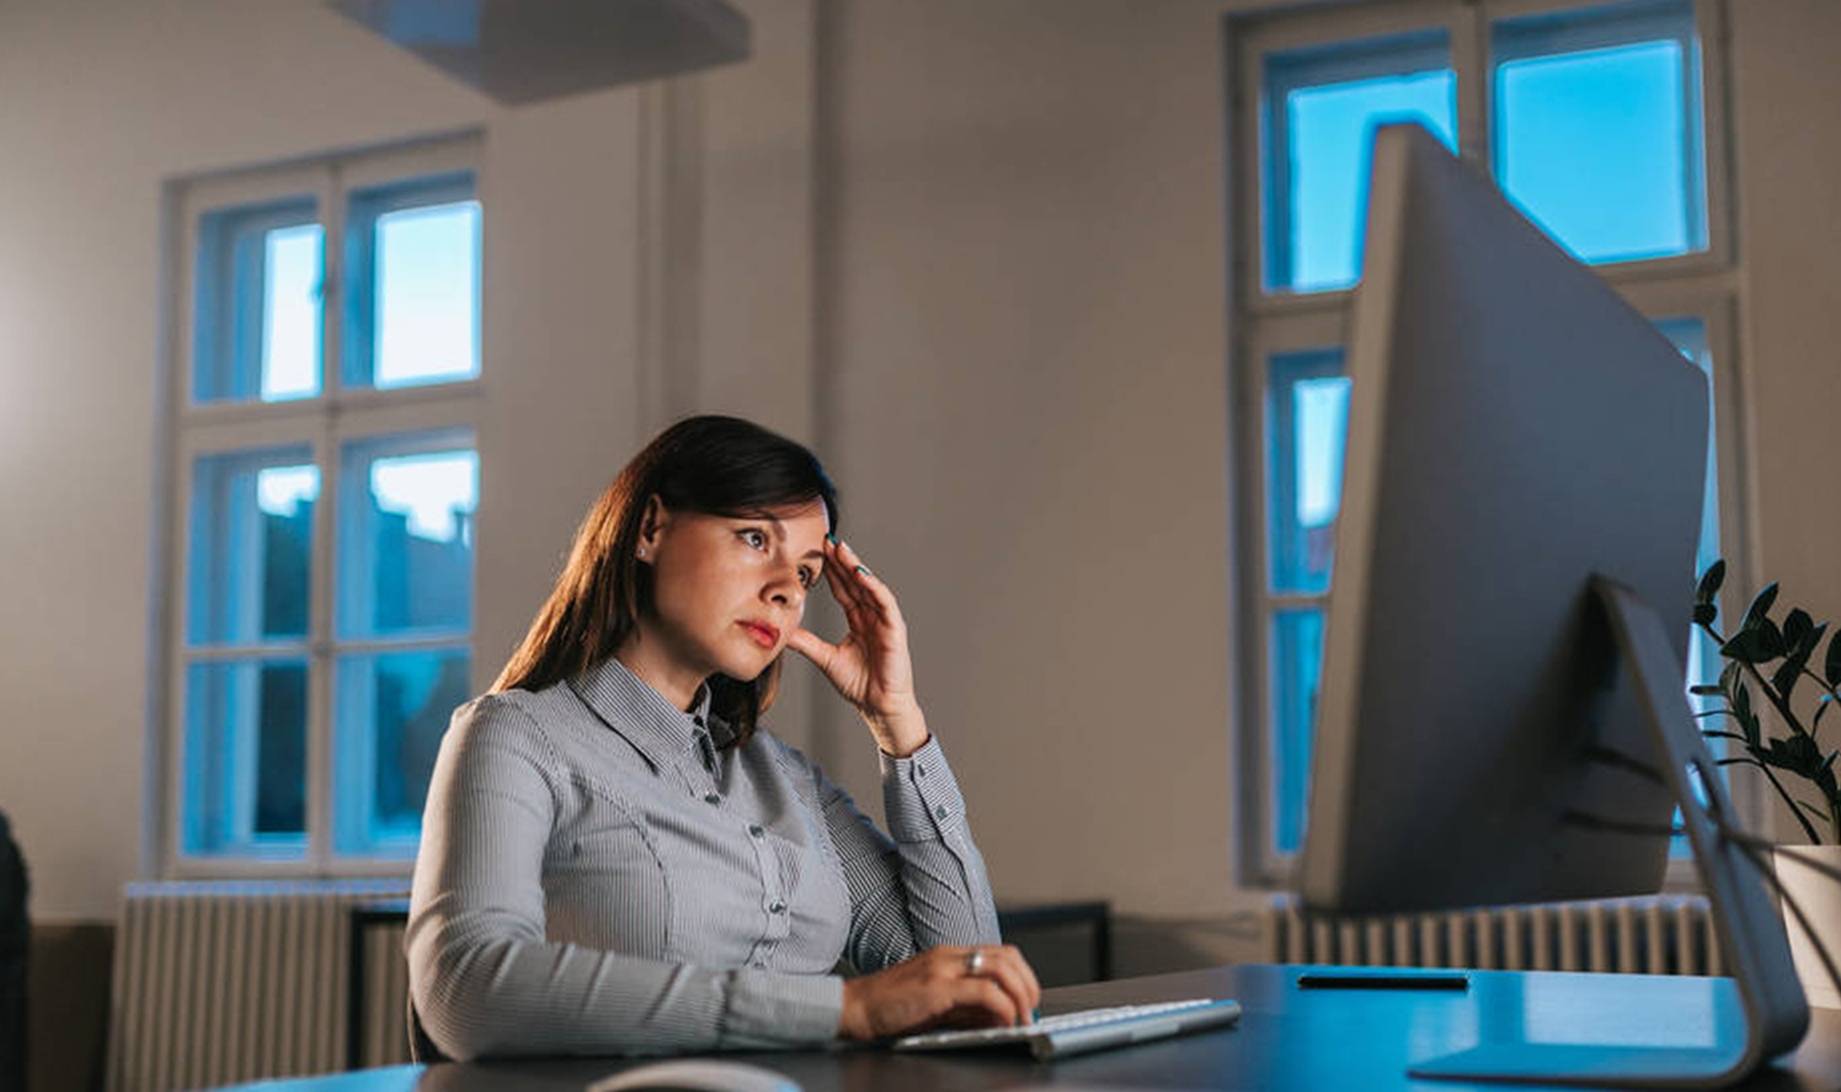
[405,695,844,1061]
[817,735,1003,974]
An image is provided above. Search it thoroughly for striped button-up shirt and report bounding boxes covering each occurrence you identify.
[406,654,1001,1060]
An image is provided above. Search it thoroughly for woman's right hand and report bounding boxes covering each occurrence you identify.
[837,944,1043,1041]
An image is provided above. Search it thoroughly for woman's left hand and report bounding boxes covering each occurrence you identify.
[785,538,931,757]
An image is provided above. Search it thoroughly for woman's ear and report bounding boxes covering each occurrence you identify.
[637,494,670,561]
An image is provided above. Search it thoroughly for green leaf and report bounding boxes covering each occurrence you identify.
[1720,659,1741,694]
[1696,559,1727,605]
[1742,582,1780,629]
[1828,629,1841,687]
[1759,619,1787,660]
[1722,628,1770,664]
[1770,734,1822,777]
[1772,653,1806,702]
[1803,622,1830,662]
[1785,608,1814,651]
[1693,603,1718,626]
[1734,685,1761,748]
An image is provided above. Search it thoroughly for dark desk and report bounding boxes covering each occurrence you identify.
[254,964,1841,1091]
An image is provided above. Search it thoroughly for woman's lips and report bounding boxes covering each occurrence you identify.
[739,621,778,649]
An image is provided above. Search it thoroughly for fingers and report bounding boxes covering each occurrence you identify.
[833,539,903,627]
[844,946,1042,1040]
[1010,945,1043,1014]
[820,547,875,633]
[947,976,1020,1029]
[969,945,1040,1025]
[783,626,838,669]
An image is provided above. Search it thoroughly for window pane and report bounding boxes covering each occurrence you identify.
[187,449,318,645]
[343,175,481,391]
[182,658,308,857]
[337,439,477,639]
[334,647,471,856]
[194,199,323,403]
[1268,349,1349,594]
[263,225,325,400]
[1264,31,1456,293]
[1271,609,1326,855]
[1493,1,1706,264]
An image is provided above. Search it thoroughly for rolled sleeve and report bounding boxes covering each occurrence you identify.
[718,969,845,1048]
[879,736,971,844]
[818,736,1000,972]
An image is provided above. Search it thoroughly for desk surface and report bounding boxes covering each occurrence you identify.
[231,964,1841,1091]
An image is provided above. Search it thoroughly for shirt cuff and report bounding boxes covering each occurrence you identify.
[718,969,844,1049]
[879,736,969,844]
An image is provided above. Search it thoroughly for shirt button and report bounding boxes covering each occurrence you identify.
[917,764,928,777]
[769,900,786,914]
[704,792,721,805]
[934,804,948,819]
[752,960,767,969]
[748,824,765,838]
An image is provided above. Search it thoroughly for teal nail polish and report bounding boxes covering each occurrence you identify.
[855,564,870,576]
[826,533,837,544]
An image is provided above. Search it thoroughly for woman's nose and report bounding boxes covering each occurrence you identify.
[766,571,804,608]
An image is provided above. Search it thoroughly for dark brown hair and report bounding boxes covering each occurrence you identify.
[491,415,839,748]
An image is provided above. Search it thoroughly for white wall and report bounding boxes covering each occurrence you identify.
[0,0,663,917]
[1729,0,1841,621]
[1,0,1836,976]
[815,0,1245,964]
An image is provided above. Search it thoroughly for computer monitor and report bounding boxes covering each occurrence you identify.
[1297,123,1807,1086]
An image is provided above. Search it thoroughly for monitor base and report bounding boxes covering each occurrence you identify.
[1410,578,1809,1088]
[1410,1042,1745,1089]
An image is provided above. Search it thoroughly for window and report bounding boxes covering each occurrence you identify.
[164,137,482,873]
[1263,30,1458,293]
[1492,1,1708,264]
[1229,1,1743,881]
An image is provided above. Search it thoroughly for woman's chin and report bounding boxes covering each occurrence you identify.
[716,646,777,683]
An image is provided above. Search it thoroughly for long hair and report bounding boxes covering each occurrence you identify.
[491,415,839,748]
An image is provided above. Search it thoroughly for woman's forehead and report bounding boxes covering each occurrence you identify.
[767,501,832,540]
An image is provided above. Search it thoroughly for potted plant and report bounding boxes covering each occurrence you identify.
[1692,559,1840,1007]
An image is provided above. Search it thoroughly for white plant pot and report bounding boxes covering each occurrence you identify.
[1773,845,1841,1010]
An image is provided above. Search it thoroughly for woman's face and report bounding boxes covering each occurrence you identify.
[637,497,830,683]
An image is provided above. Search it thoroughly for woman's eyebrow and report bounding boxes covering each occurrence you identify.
[752,514,826,560]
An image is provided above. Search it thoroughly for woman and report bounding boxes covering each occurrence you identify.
[406,415,1040,1060]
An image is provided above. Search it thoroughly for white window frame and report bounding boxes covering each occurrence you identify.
[157,134,484,879]
[1224,0,1753,889]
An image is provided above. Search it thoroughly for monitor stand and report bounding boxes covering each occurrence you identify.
[1409,577,1811,1089]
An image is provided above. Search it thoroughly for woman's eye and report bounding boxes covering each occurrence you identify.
[798,567,815,588]
[740,529,768,550]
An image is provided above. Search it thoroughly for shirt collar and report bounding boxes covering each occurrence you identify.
[570,655,718,771]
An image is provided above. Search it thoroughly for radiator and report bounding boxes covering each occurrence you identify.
[107,880,410,1092]
[1268,894,1721,975]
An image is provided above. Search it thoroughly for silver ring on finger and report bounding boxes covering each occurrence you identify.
[964,948,986,976]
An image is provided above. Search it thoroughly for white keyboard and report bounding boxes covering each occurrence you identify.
[890,997,1243,1061]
